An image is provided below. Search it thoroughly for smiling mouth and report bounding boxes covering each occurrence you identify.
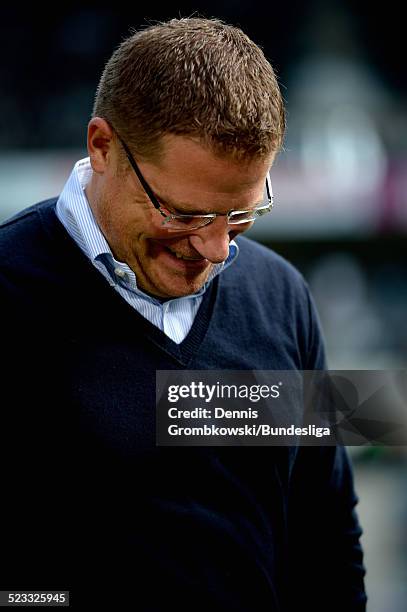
[166,246,205,261]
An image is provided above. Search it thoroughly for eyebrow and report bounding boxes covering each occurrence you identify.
[154,191,265,216]
[155,193,209,214]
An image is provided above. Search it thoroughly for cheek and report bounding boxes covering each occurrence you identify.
[95,202,141,258]
[110,205,153,245]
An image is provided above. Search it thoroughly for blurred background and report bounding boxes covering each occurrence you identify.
[1,1,406,609]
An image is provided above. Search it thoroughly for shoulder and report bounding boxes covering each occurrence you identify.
[226,236,326,369]
[0,198,58,228]
[0,198,68,293]
[0,198,59,260]
[232,234,307,293]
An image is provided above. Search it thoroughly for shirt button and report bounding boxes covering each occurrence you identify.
[114,267,127,279]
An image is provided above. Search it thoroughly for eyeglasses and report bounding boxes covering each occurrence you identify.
[117,133,274,232]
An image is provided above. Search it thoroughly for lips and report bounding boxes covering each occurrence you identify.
[166,246,203,261]
[156,245,210,273]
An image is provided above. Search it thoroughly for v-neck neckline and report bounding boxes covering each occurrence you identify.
[39,200,221,367]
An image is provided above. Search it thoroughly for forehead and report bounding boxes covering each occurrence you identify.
[145,134,274,212]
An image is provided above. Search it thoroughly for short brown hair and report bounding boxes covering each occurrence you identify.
[92,17,285,161]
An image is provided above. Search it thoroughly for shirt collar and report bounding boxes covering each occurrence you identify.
[56,157,239,302]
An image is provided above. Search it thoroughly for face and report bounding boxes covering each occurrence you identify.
[88,126,273,299]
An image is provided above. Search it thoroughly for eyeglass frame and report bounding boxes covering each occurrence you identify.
[116,132,274,231]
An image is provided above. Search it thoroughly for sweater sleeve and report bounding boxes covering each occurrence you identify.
[287,444,367,610]
[288,282,367,610]
[303,279,327,371]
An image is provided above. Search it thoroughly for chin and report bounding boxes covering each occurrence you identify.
[163,283,204,299]
[140,261,212,298]
[159,276,208,299]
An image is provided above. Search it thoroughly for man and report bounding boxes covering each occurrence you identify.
[1,17,366,611]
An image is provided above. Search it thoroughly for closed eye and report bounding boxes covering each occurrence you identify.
[156,194,265,217]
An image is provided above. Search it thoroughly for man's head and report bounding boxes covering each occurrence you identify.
[93,17,285,162]
[86,17,285,299]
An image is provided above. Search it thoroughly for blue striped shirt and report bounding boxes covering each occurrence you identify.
[56,157,239,344]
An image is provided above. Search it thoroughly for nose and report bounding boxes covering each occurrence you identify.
[188,216,237,263]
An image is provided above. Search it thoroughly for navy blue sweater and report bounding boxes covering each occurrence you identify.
[0,200,366,611]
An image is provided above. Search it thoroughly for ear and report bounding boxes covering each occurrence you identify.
[87,118,115,174]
